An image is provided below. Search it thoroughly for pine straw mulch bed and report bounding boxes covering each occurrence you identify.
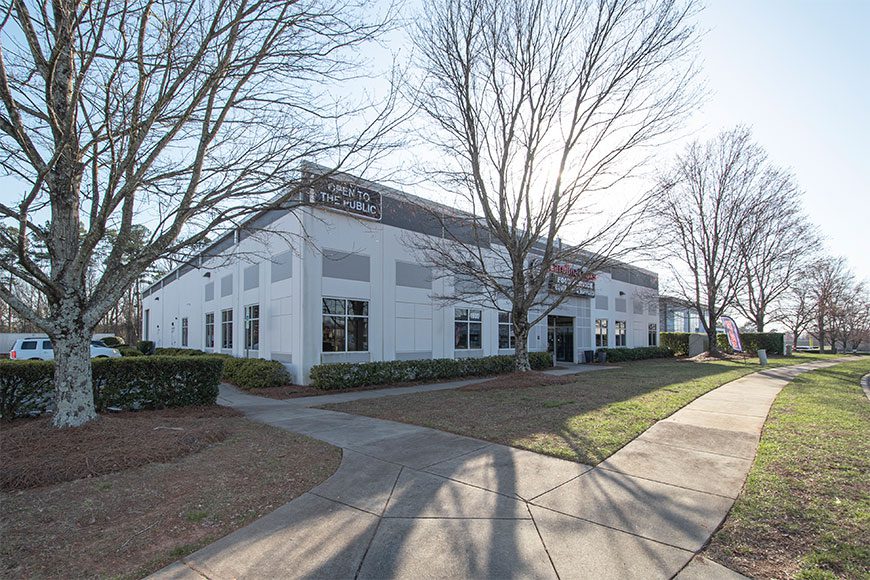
[0,407,341,579]
[2,406,241,491]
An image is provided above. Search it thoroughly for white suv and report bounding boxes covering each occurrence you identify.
[9,338,122,360]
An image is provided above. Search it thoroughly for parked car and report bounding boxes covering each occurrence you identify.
[9,337,122,360]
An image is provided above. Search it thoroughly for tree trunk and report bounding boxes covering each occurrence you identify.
[51,326,98,428]
[514,324,531,372]
[755,313,765,332]
[707,311,719,355]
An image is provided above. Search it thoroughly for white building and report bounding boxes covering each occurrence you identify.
[142,165,661,384]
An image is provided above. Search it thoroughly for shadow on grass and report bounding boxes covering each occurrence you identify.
[324,358,777,465]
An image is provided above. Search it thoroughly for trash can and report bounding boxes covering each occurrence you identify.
[784,344,793,356]
[584,350,594,364]
[597,350,607,364]
[758,349,768,366]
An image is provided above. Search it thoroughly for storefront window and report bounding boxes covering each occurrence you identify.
[595,318,608,347]
[205,313,214,348]
[498,312,515,349]
[323,298,369,352]
[221,309,233,349]
[615,320,627,347]
[455,308,483,349]
[244,305,260,351]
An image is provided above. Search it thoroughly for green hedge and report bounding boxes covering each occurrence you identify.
[660,332,692,356]
[223,358,292,390]
[310,352,553,390]
[717,332,785,355]
[0,360,53,419]
[0,356,224,420]
[118,346,144,357]
[596,346,674,362]
[137,340,156,355]
[154,347,209,356]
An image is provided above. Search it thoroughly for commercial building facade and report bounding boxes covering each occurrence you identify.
[659,296,708,334]
[142,166,661,384]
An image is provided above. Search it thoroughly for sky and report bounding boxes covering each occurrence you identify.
[371,0,870,282]
[674,0,869,279]
[1,0,867,281]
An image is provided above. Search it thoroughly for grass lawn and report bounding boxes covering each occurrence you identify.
[322,353,847,465]
[705,359,870,579]
[0,407,341,579]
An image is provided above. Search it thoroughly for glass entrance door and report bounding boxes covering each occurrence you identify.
[547,316,575,363]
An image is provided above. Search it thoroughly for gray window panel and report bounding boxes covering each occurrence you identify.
[611,267,631,283]
[204,282,214,302]
[271,250,293,282]
[595,295,608,310]
[322,249,370,282]
[244,264,260,290]
[220,274,233,297]
[615,298,627,312]
[396,261,432,289]
[633,300,644,315]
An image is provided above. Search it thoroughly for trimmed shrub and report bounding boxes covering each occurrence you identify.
[660,332,691,356]
[154,347,209,356]
[0,356,224,420]
[0,360,54,419]
[223,358,292,390]
[596,346,674,362]
[717,332,785,355]
[118,346,144,357]
[100,336,125,348]
[137,340,156,355]
[310,352,553,390]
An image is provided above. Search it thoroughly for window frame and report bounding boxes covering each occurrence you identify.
[181,317,189,347]
[321,297,369,353]
[455,308,483,350]
[244,304,260,351]
[648,323,658,346]
[595,318,608,347]
[615,320,627,347]
[498,311,515,349]
[205,312,215,348]
[221,308,233,350]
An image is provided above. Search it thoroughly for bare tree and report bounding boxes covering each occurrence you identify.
[806,256,853,353]
[733,170,818,331]
[0,0,402,427]
[829,279,870,353]
[779,279,816,350]
[652,127,776,355]
[408,0,699,370]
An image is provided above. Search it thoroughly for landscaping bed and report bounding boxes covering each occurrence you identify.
[0,408,341,579]
[705,359,870,579]
[322,354,846,465]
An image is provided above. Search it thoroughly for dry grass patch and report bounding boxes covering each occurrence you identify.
[1,408,341,579]
[323,354,849,465]
[461,371,577,391]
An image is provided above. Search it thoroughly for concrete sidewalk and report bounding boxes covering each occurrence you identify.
[153,359,847,580]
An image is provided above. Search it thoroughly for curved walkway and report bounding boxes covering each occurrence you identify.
[153,359,848,580]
